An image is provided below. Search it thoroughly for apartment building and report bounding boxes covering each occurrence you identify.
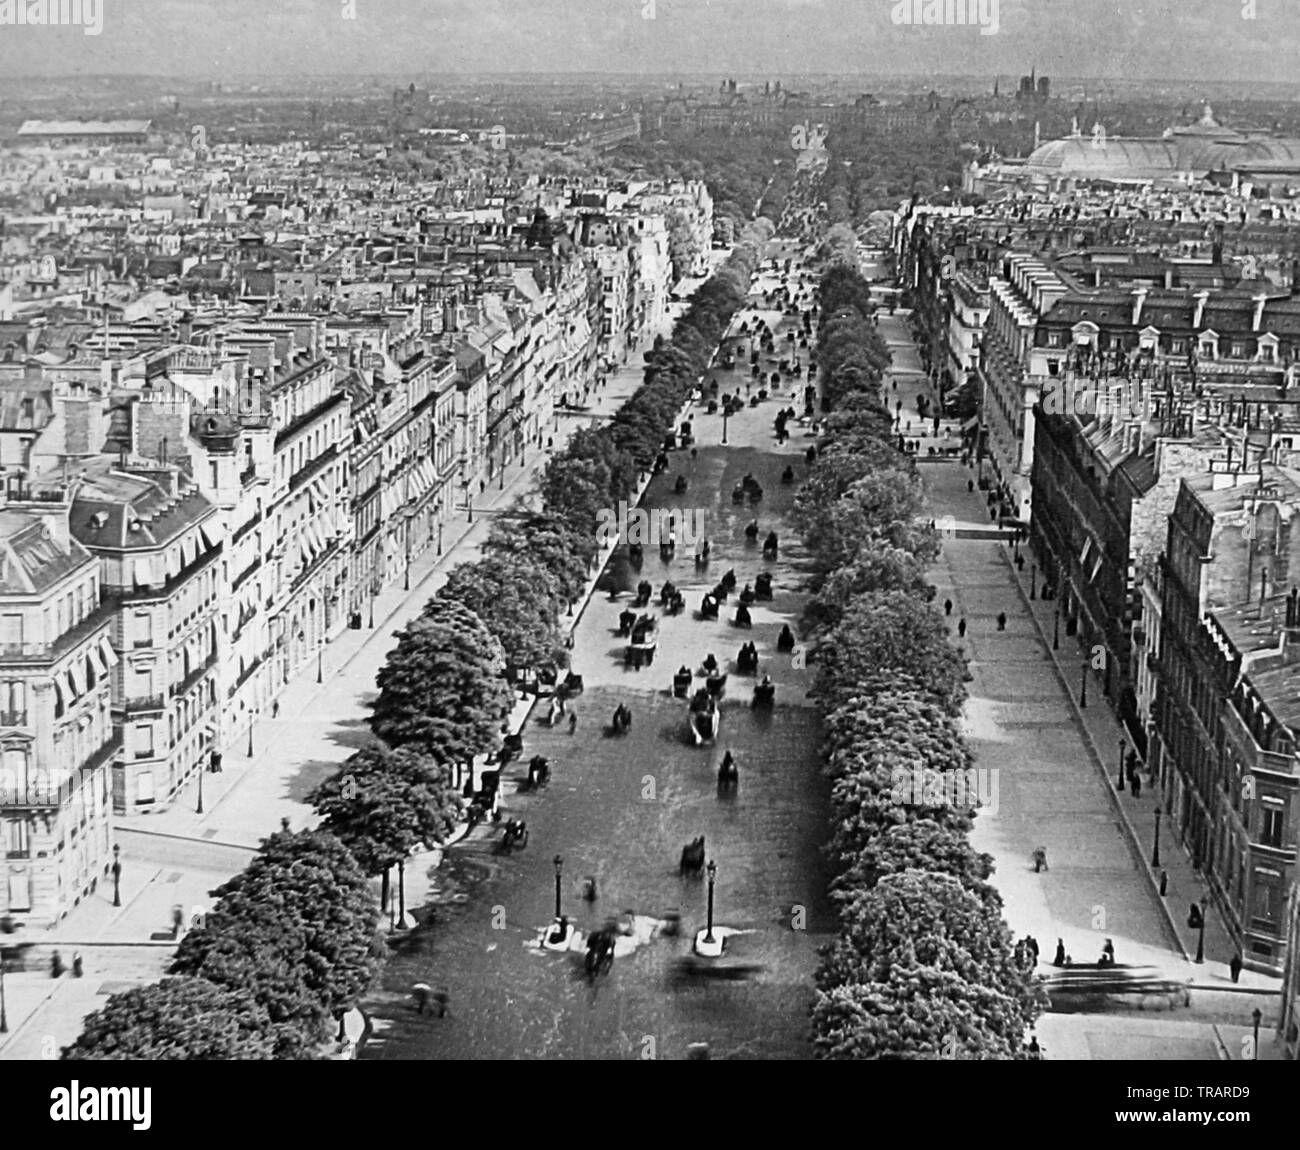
[0,486,117,927]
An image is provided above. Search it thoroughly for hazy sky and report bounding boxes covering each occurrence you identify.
[0,0,1297,83]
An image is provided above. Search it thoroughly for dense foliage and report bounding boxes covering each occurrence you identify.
[800,260,1043,1059]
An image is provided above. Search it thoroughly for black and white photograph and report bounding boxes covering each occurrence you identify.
[0,0,1296,1119]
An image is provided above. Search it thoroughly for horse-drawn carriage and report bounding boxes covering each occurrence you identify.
[500,732,524,765]
[667,956,764,990]
[628,542,644,568]
[752,675,776,709]
[776,624,796,654]
[585,925,617,982]
[754,572,773,601]
[610,703,633,736]
[679,835,706,877]
[672,666,693,698]
[501,818,529,851]
[674,475,689,495]
[738,583,756,607]
[733,603,753,629]
[634,580,653,608]
[1042,964,1192,1012]
[627,616,658,669]
[659,581,678,608]
[717,750,738,792]
[689,690,720,745]
[694,539,710,569]
[525,755,551,790]
[737,641,758,674]
[762,531,779,560]
[719,569,737,594]
[780,465,795,485]
[744,519,760,542]
[700,593,719,620]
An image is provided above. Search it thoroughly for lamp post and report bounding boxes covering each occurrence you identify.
[368,585,375,629]
[722,407,729,445]
[1252,1007,1262,1060]
[1117,737,1127,792]
[247,707,255,757]
[0,950,8,1033]
[112,844,121,907]
[1030,563,1037,600]
[1080,660,1089,709]
[437,519,443,556]
[196,755,205,815]
[705,860,718,945]
[553,855,563,919]
[1053,604,1060,650]
[1195,897,1208,964]
[1152,808,1162,869]
[317,644,323,685]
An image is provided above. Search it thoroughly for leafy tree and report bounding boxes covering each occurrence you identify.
[371,599,514,764]
[831,818,996,905]
[62,977,276,1061]
[308,744,461,914]
[812,967,1034,1060]
[816,870,1041,1035]
[815,592,968,717]
[485,513,593,605]
[435,555,565,671]
[806,470,932,573]
[170,830,382,1058]
[810,544,930,626]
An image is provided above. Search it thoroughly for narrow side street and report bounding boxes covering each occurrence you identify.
[874,300,1285,1060]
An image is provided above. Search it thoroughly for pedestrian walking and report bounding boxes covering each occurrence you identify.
[51,949,64,978]
[1230,952,1243,983]
[1053,938,1066,966]
[209,749,223,773]
[569,711,578,735]
[957,617,967,638]
[997,611,1007,631]
[72,952,83,977]
[272,699,280,719]
[1033,846,1048,872]
[968,479,975,493]
[944,598,953,616]
[1131,772,1142,798]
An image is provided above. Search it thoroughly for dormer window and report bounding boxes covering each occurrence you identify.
[89,511,108,531]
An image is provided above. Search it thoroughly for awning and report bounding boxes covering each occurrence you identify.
[59,670,77,705]
[99,636,119,668]
[1079,537,1092,566]
[181,533,198,567]
[200,522,221,550]
[89,645,107,680]
[962,416,979,431]
[164,547,181,581]
[134,556,158,588]
[53,675,67,710]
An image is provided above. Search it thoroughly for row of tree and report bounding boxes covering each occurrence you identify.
[798,261,1044,1059]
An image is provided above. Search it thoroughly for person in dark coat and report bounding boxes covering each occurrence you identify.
[1053,939,1066,966]
[1230,952,1243,983]
[944,599,953,616]
[957,618,967,638]
[996,611,1007,631]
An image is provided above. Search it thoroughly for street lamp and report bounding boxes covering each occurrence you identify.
[1030,563,1037,600]
[368,586,375,630]
[1195,897,1208,964]
[1117,737,1127,792]
[112,844,121,907]
[1252,1007,1262,1059]
[437,519,443,557]
[196,755,205,815]
[1053,604,1060,650]
[1152,808,1162,869]
[247,708,255,757]
[705,860,718,945]
[0,949,7,1032]
[317,644,323,684]
[722,407,729,445]
[553,855,564,919]
[1080,661,1089,709]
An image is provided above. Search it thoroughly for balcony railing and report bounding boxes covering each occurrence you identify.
[121,694,166,714]
[0,600,115,665]
[172,650,219,700]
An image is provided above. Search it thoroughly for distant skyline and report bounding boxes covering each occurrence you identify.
[0,0,1297,85]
